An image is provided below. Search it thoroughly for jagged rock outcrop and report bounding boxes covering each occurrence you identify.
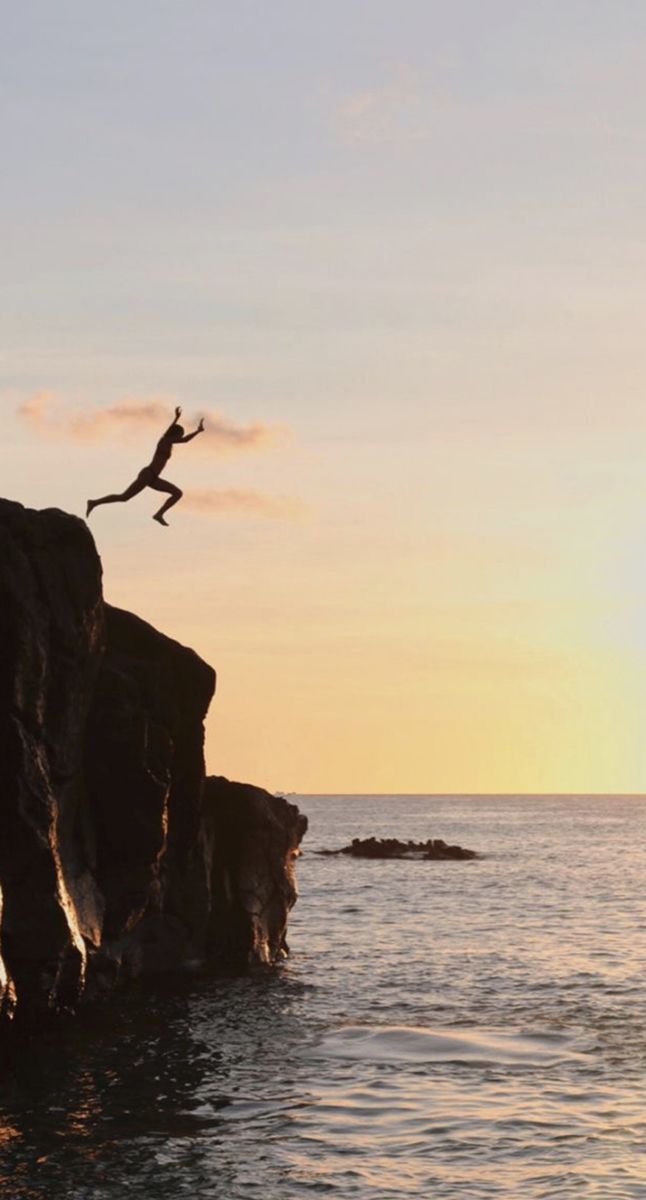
[318,836,477,860]
[204,777,307,964]
[0,499,306,1030]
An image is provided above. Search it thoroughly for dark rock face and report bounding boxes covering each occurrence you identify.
[318,836,477,861]
[85,605,217,978]
[0,500,105,1021]
[204,777,308,965]
[0,500,306,1030]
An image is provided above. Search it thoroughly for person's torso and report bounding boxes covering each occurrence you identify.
[148,435,173,474]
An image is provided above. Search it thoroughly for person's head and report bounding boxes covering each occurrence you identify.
[170,425,185,441]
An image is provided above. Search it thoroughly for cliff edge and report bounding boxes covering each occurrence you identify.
[0,499,307,1029]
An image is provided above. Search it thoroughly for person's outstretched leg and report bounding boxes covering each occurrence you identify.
[149,478,183,526]
[87,474,147,518]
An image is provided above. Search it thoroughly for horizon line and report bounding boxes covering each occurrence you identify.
[286,791,646,799]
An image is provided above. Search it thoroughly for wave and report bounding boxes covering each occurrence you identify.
[313,1023,582,1067]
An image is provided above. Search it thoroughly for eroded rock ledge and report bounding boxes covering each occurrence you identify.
[0,499,307,1030]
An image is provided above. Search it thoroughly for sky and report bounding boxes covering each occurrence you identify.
[3,1,646,793]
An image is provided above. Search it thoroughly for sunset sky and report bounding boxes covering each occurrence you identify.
[4,2,646,792]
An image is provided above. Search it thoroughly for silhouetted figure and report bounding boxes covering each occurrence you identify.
[86,407,204,526]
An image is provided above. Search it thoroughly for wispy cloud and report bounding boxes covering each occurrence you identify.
[18,393,285,455]
[183,489,306,520]
[335,64,434,145]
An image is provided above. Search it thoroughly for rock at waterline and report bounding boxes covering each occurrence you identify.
[316,836,478,861]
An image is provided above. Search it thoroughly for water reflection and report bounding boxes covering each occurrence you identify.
[0,968,313,1200]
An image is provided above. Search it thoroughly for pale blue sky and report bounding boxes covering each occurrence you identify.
[5,1,646,414]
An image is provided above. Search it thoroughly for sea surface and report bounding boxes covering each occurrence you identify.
[2,794,646,1199]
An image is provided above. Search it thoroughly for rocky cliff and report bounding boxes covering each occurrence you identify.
[0,499,307,1030]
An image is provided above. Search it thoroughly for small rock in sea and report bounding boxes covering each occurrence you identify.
[315,836,477,861]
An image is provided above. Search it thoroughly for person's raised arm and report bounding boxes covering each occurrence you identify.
[163,406,183,437]
[178,418,205,444]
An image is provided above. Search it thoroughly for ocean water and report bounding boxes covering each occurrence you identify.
[2,794,646,1199]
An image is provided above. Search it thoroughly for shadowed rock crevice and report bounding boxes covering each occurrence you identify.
[0,499,307,1030]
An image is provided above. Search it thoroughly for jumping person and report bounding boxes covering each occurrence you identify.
[86,406,204,526]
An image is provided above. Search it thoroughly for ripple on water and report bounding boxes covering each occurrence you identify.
[312,1023,584,1067]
